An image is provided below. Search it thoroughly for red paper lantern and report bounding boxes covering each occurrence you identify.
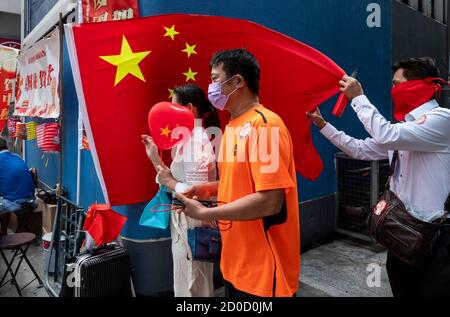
[36,124,45,148]
[15,122,27,140]
[42,123,61,153]
[7,118,20,138]
[147,101,195,150]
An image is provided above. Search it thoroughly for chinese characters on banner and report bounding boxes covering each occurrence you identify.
[14,30,60,119]
[0,45,19,132]
[81,0,139,23]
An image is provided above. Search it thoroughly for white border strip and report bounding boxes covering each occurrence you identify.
[76,107,82,205]
[64,23,110,204]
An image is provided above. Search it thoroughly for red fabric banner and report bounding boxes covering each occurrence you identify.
[82,0,139,23]
[66,14,344,206]
[0,46,19,132]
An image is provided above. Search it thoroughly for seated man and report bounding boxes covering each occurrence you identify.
[0,137,35,236]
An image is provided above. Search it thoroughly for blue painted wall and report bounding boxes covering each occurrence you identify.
[25,0,393,223]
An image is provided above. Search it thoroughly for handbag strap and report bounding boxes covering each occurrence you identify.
[172,213,193,261]
[385,152,450,221]
[385,151,399,191]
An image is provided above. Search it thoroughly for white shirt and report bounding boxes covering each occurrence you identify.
[168,127,216,297]
[170,127,217,194]
[321,95,450,222]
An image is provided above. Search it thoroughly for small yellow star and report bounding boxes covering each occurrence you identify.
[183,67,198,82]
[163,25,180,40]
[168,88,174,99]
[182,43,197,58]
[160,125,172,138]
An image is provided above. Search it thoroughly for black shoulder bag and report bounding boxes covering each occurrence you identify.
[367,151,449,266]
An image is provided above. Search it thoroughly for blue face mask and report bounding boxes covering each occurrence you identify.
[208,76,238,110]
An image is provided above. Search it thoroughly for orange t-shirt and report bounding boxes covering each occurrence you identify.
[217,104,300,297]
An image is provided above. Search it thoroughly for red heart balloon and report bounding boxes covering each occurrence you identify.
[148,102,195,150]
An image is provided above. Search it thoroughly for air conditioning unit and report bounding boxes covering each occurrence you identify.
[335,152,390,241]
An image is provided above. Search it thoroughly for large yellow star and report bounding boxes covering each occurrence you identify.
[182,43,197,58]
[183,67,198,82]
[160,125,172,138]
[163,25,180,40]
[99,35,151,86]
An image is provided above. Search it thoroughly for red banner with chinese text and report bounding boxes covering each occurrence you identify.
[82,0,139,23]
[0,45,19,132]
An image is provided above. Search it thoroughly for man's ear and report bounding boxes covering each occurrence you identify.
[235,75,245,89]
[187,103,199,117]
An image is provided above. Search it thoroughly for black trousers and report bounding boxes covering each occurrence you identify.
[223,280,297,297]
[224,280,260,298]
[386,225,450,297]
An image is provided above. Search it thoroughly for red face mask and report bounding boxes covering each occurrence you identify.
[391,78,447,121]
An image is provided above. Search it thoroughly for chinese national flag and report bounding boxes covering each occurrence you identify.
[83,204,128,246]
[66,14,345,206]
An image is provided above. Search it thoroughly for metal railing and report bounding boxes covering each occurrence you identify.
[43,195,85,297]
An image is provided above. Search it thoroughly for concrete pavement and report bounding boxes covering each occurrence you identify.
[0,235,393,297]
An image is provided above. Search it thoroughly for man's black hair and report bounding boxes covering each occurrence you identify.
[210,49,260,96]
[0,137,7,151]
[392,57,441,80]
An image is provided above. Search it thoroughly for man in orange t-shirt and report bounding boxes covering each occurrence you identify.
[175,49,300,297]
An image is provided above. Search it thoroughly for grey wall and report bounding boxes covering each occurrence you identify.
[0,12,20,40]
[393,1,447,76]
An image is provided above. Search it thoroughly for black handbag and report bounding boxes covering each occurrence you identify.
[187,226,221,263]
[367,151,449,266]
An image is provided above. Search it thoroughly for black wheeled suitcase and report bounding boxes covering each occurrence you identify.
[60,244,132,297]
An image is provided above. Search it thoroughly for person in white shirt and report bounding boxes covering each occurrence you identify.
[307,57,450,297]
[142,84,220,297]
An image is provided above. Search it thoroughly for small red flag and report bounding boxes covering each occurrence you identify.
[83,204,128,246]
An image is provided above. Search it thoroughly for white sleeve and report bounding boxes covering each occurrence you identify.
[174,182,190,193]
[351,95,450,153]
[320,123,389,160]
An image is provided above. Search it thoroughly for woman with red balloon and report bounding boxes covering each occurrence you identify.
[142,84,220,297]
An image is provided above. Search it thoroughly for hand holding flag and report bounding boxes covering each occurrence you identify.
[332,67,360,117]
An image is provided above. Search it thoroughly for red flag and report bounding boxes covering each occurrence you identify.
[81,0,139,23]
[0,46,19,132]
[332,67,359,117]
[83,204,128,246]
[66,14,344,206]
[331,93,349,117]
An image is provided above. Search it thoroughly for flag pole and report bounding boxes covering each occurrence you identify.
[57,12,63,197]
